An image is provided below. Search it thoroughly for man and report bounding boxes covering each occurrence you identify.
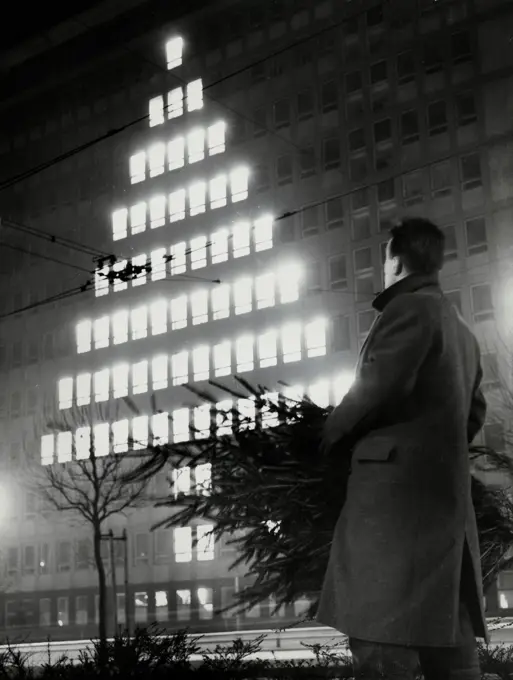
[316,218,488,679]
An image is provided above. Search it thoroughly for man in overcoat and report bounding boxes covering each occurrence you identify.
[316,218,488,678]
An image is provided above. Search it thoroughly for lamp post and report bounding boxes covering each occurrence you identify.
[101,530,130,637]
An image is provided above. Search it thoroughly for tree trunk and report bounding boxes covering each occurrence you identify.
[93,524,108,666]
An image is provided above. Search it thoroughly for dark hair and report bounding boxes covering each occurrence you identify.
[389,217,445,275]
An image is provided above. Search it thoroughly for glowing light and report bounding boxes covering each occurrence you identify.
[165,36,183,70]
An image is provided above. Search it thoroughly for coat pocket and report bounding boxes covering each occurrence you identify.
[353,437,396,462]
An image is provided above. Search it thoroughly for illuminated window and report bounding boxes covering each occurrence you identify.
[131,306,148,340]
[149,96,164,127]
[168,137,185,171]
[190,236,207,270]
[76,373,91,406]
[147,196,165,230]
[236,336,254,372]
[130,203,146,235]
[216,399,232,435]
[57,432,72,463]
[255,273,275,309]
[152,355,168,390]
[261,392,279,429]
[234,278,252,315]
[282,323,302,363]
[132,360,148,395]
[169,189,186,222]
[131,253,147,287]
[174,527,192,561]
[333,373,354,402]
[113,364,129,399]
[41,434,54,465]
[112,260,128,293]
[151,248,166,281]
[58,378,73,410]
[171,351,188,386]
[210,175,227,209]
[254,215,273,252]
[187,79,203,112]
[278,264,301,303]
[152,412,169,445]
[170,296,187,330]
[213,342,231,377]
[187,128,205,164]
[168,87,183,119]
[309,380,330,408]
[76,320,92,354]
[208,121,226,155]
[94,316,109,350]
[282,384,304,405]
[191,290,208,325]
[172,409,190,443]
[112,420,128,454]
[75,427,91,460]
[93,423,109,457]
[189,182,206,216]
[195,464,211,495]
[258,331,278,368]
[112,208,128,241]
[166,36,183,70]
[150,299,167,335]
[238,398,256,429]
[94,369,109,403]
[170,242,186,275]
[95,266,109,297]
[197,525,214,560]
[155,591,168,622]
[211,228,229,264]
[305,319,327,357]
[149,143,165,177]
[233,221,251,258]
[193,346,210,381]
[230,167,249,202]
[212,284,230,320]
[112,310,128,345]
[130,152,146,183]
[132,415,148,451]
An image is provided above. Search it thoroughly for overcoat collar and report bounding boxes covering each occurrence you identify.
[372,273,441,313]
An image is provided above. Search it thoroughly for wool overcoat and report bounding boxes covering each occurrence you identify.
[316,273,489,647]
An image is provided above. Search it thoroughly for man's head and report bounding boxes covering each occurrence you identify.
[384,217,445,289]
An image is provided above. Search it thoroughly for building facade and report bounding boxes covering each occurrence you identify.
[0,0,513,641]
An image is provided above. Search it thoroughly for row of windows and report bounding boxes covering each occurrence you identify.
[112,166,249,240]
[129,121,226,184]
[96,214,273,297]
[62,319,328,409]
[149,79,203,127]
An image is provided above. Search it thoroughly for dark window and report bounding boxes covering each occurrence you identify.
[354,247,373,273]
[346,70,362,94]
[252,108,266,138]
[471,284,493,322]
[431,160,452,197]
[23,546,35,575]
[321,81,338,113]
[297,89,314,120]
[370,60,387,84]
[374,119,391,144]
[273,99,290,129]
[332,316,351,351]
[423,41,444,74]
[323,137,341,170]
[276,155,293,185]
[325,197,344,229]
[460,153,482,190]
[451,31,472,63]
[466,217,487,256]
[299,146,316,179]
[396,51,415,84]
[351,187,370,211]
[254,163,270,193]
[329,255,347,290]
[348,128,365,151]
[442,225,458,261]
[456,92,477,126]
[366,5,383,27]
[305,260,322,294]
[401,110,419,143]
[428,101,448,135]
[302,206,319,237]
[251,63,266,84]
[377,179,395,203]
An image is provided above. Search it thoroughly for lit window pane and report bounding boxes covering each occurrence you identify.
[166,36,183,70]
[57,432,72,463]
[131,253,147,287]
[233,221,250,258]
[172,409,190,443]
[58,377,73,410]
[76,320,92,354]
[75,427,91,460]
[93,423,109,457]
[113,364,129,399]
[155,591,168,621]
[191,290,208,325]
[112,208,128,241]
[261,392,279,429]
[152,412,169,445]
[170,242,186,275]
[236,336,254,372]
[170,296,188,330]
[149,96,164,127]
[187,128,205,164]
[168,137,185,171]
[278,264,301,303]
[187,78,203,112]
[190,236,207,270]
[130,152,146,184]
[195,463,212,495]
[148,143,165,177]
[282,323,302,363]
[210,175,227,209]
[95,266,109,297]
[212,285,230,320]
[309,380,330,408]
[94,369,109,403]
[254,214,273,252]
[112,260,128,293]
[150,195,166,228]
[213,341,231,377]
[255,273,275,309]
[238,398,255,430]
[208,121,226,155]
[171,351,188,386]
[41,434,54,465]
[132,360,148,395]
[189,181,206,216]
[169,189,186,222]
[131,306,148,340]
[258,331,277,368]
[194,405,211,439]
[305,319,327,357]
[130,203,146,235]
[230,167,249,202]
[112,310,128,345]
[112,420,128,454]
[94,316,109,350]
[77,373,91,406]
[152,355,168,390]
[150,299,168,335]
[234,278,252,315]
[211,228,229,264]
[282,384,304,405]
[193,346,210,381]
[216,400,232,435]
[168,87,183,119]
[151,248,167,281]
[174,527,192,561]
[132,415,148,450]
[197,525,214,560]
